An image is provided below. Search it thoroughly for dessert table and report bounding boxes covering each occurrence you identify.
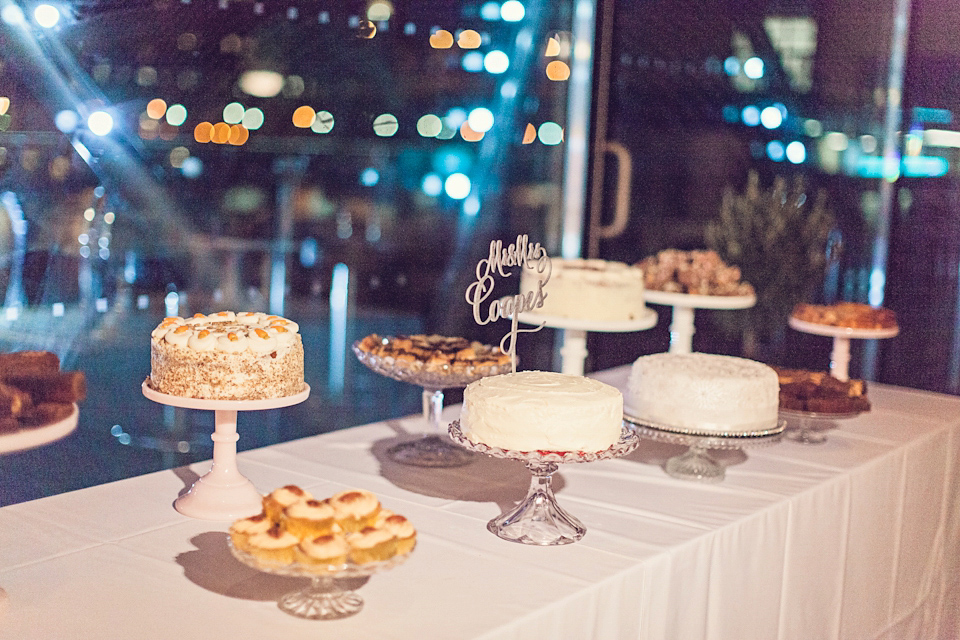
[1,366,958,639]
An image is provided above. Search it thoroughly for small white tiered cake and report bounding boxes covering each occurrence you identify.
[624,353,779,434]
[519,258,647,322]
[460,370,623,453]
[150,311,304,400]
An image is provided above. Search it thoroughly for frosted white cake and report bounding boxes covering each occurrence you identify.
[150,311,305,400]
[519,258,647,322]
[460,370,623,452]
[624,353,779,434]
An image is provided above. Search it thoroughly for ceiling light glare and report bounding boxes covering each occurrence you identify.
[87,111,114,136]
[444,173,471,199]
[759,105,783,129]
[467,107,494,133]
[223,102,245,124]
[743,57,764,79]
[501,0,525,21]
[483,50,509,74]
[239,70,284,98]
[34,4,60,28]
[1,4,25,25]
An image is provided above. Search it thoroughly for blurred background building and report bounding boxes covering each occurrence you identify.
[1,0,957,503]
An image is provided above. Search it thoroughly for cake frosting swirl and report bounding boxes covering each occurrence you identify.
[149,311,304,400]
[460,370,623,452]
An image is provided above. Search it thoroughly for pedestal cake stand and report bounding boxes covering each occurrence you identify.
[643,290,756,354]
[624,415,784,483]
[229,539,412,620]
[142,380,310,520]
[779,407,863,445]
[448,421,640,545]
[353,341,513,468]
[788,316,899,381]
[515,309,657,376]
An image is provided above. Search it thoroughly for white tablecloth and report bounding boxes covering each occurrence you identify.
[1,366,958,639]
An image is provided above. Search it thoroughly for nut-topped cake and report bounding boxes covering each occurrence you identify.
[149,311,305,400]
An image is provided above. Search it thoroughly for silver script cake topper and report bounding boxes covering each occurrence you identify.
[465,234,551,372]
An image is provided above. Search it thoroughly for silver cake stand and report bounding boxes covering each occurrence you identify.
[228,538,412,620]
[448,421,640,545]
[353,341,513,468]
[624,415,784,483]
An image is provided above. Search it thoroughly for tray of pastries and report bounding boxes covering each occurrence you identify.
[229,485,416,574]
[636,249,754,296]
[354,333,513,387]
[775,367,870,415]
[0,351,85,435]
[791,302,897,330]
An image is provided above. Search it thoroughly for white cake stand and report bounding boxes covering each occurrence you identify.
[142,380,310,520]
[624,414,784,483]
[515,309,657,376]
[643,290,756,354]
[448,421,640,545]
[0,404,78,455]
[788,316,899,381]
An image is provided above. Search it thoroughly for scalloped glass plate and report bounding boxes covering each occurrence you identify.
[352,340,514,389]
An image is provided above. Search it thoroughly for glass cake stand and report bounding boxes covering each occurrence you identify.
[779,408,864,445]
[353,341,513,468]
[142,380,310,520]
[228,538,412,620]
[624,415,784,483]
[448,421,640,545]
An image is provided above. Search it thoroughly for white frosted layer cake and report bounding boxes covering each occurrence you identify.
[150,311,305,400]
[519,258,647,322]
[625,353,779,433]
[460,370,623,452]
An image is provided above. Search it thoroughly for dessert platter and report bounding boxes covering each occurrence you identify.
[515,258,657,375]
[0,350,86,454]
[622,352,784,482]
[788,302,899,381]
[637,249,756,354]
[776,367,871,444]
[145,311,309,519]
[353,333,514,467]
[228,486,415,620]
[452,370,637,545]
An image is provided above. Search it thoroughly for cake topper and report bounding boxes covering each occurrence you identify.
[465,234,551,372]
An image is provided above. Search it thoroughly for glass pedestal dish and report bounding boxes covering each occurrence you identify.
[353,341,513,468]
[228,539,412,620]
[624,415,784,483]
[779,408,863,445]
[448,421,640,545]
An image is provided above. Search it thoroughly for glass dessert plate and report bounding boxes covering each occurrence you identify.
[353,340,514,468]
[623,414,785,483]
[448,421,640,545]
[228,538,412,620]
[779,407,865,445]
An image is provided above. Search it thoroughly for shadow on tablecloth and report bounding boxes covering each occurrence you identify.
[175,532,368,601]
[370,419,567,515]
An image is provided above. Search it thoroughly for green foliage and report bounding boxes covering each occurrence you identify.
[705,171,835,344]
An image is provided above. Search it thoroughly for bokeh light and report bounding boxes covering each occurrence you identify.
[467,108,494,133]
[87,111,114,136]
[430,29,454,49]
[165,104,187,126]
[444,173,471,199]
[537,122,563,145]
[292,105,316,128]
[501,0,525,21]
[312,110,334,133]
[33,4,60,28]
[373,113,399,137]
[146,99,167,119]
[458,30,482,49]
[546,60,570,81]
[417,114,443,138]
[483,51,509,74]
[223,102,245,124]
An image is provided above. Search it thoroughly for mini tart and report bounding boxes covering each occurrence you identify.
[282,499,336,539]
[330,488,380,532]
[246,524,299,566]
[263,485,312,522]
[229,512,272,553]
[295,533,350,571]
[378,513,417,555]
[347,526,398,564]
